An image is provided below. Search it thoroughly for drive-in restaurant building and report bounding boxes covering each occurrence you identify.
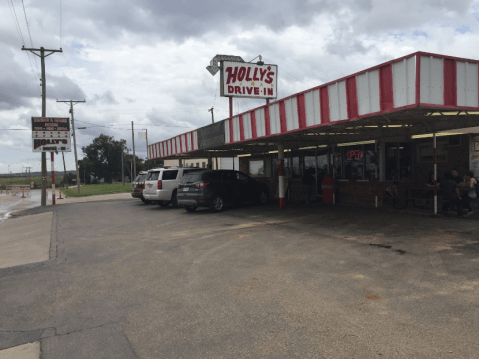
[147,51,479,212]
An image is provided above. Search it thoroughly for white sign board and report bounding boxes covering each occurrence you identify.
[221,61,278,99]
[32,138,71,152]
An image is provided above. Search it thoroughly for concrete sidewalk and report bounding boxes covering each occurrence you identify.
[0,192,135,358]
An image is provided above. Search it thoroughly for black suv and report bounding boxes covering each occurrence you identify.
[177,170,269,212]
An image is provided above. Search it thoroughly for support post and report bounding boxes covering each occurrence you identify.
[51,152,55,205]
[278,144,285,209]
[433,133,438,216]
[332,145,336,204]
[179,158,183,167]
[375,140,378,208]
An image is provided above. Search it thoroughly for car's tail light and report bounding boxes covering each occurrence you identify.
[196,182,209,189]
[157,180,162,189]
[142,182,145,189]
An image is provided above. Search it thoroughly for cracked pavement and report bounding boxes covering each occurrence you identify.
[1,197,479,358]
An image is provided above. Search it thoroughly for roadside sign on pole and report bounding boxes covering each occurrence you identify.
[31,117,72,152]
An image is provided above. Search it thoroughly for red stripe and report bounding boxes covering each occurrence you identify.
[346,76,359,119]
[265,107,271,136]
[239,115,245,141]
[320,86,330,124]
[229,119,234,143]
[190,132,194,151]
[297,94,307,129]
[279,101,287,133]
[155,144,158,158]
[444,59,457,106]
[416,54,421,105]
[179,136,183,153]
[379,64,394,111]
[251,111,257,138]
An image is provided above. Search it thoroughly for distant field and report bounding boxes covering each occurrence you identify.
[62,183,132,197]
[0,175,62,189]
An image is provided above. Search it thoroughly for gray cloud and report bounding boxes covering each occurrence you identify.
[88,90,119,105]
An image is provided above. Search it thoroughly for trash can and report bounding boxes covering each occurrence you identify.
[321,175,335,203]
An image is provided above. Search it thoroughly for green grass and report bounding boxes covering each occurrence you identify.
[62,182,132,197]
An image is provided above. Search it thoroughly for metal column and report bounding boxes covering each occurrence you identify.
[278,144,285,209]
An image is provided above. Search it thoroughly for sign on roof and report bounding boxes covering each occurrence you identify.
[197,121,225,150]
[220,61,278,100]
[31,117,71,152]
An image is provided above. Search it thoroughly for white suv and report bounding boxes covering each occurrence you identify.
[143,167,203,207]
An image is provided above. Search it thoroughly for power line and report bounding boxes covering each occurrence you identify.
[278,66,306,84]
[8,0,25,46]
[20,0,34,48]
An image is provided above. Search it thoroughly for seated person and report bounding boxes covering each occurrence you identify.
[451,168,463,185]
[440,172,468,217]
[458,170,477,215]
[385,181,399,198]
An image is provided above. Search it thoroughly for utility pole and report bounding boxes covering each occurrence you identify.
[208,107,215,124]
[57,100,85,194]
[142,129,148,161]
[131,121,136,180]
[22,46,62,206]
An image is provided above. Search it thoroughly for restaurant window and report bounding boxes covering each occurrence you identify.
[416,141,447,163]
[364,144,377,180]
[386,142,412,180]
[343,146,365,180]
[249,160,264,176]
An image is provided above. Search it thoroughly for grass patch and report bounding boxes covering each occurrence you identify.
[62,183,132,197]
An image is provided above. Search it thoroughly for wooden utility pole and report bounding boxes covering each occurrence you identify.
[208,107,214,124]
[132,121,136,179]
[22,46,62,206]
[57,100,85,193]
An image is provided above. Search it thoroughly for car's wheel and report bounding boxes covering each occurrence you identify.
[259,190,268,204]
[209,195,225,212]
[171,190,179,208]
[140,196,151,204]
[184,206,197,212]
[158,201,170,207]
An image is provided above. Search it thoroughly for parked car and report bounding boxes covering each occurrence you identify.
[177,169,269,212]
[131,171,149,203]
[143,167,203,207]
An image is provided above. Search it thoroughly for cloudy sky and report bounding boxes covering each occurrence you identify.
[2,0,479,174]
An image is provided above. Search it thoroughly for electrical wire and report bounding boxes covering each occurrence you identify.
[278,66,306,84]
[8,0,25,46]
[6,0,41,96]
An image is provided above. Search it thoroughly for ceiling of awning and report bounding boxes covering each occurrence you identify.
[165,109,479,159]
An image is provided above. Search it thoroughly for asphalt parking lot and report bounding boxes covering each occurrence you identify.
[1,197,479,358]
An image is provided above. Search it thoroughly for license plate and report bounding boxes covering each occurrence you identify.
[183,187,189,192]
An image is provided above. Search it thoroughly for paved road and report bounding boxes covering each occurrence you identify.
[1,198,479,358]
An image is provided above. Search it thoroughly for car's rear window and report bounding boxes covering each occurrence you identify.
[138,174,147,181]
[161,170,178,180]
[181,173,203,184]
[147,171,160,181]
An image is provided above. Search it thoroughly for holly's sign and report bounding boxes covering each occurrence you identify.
[221,61,278,100]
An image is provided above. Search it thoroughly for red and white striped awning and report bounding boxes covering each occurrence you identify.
[149,51,479,159]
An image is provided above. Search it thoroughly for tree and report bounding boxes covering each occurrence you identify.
[81,134,127,183]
